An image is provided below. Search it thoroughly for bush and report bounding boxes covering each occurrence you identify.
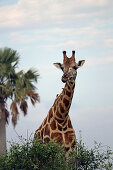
[67,138,113,170]
[0,137,66,170]
[0,136,113,170]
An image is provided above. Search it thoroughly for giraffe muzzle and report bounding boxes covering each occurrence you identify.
[62,74,68,83]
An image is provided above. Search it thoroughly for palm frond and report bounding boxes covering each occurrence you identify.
[20,100,28,116]
[10,101,19,127]
[27,90,40,105]
[0,83,12,99]
[0,47,19,86]
[24,69,39,83]
[0,47,19,66]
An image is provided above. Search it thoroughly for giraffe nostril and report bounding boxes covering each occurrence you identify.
[63,73,67,77]
[62,79,66,83]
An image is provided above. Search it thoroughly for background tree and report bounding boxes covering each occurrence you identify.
[0,47,40,155]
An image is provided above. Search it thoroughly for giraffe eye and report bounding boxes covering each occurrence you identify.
[73,66,77,70]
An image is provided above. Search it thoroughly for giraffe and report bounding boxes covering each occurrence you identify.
[34,51,85,152]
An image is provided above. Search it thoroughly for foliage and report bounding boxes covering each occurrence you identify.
[0,137,66,170]
[0,47,39,126]
[67,138,113,170]
[0,136,113,170]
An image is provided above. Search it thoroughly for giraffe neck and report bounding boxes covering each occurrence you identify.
[53,81,75,125]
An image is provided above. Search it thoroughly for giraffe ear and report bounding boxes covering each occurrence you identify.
[76,60,85,68]
[53,63,63,70]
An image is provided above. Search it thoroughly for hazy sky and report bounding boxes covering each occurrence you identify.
[0,0,113,150]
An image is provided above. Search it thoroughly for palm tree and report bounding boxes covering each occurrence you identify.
[0,47,40,155]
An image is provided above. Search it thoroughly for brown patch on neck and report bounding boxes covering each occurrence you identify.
[64,131,74,145]
[66,90,71,97]
[59,103,65,113]
[68,119,73,128]
[63,98,69,108]
[44,124,50,136]
[50,119,56,130]
[51,132,63,143]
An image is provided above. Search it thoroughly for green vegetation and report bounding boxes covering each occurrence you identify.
[0,136,112,170]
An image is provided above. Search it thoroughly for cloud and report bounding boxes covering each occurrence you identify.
[0,0,113,31]
[38,40,90,49]
[10,32,37,44]
[1,0,112,54]
[9,30,54,45]
[104,39,113,48]
[86,56,113,67]
[8,28,102,51]
[8,25,113,55]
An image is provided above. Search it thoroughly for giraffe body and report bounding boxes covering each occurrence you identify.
[34,81,76,151]
[34,51,85,152]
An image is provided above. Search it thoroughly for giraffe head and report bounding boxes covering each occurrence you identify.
[54,51,85,83]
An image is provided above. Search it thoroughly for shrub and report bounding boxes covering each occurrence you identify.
[0,137,66,170]
[0,136,113,170]
[67,138,113,170]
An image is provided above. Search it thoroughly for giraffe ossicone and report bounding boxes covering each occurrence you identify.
[34,51,85,152]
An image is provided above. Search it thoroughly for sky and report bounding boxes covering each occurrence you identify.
[0,0,113,150]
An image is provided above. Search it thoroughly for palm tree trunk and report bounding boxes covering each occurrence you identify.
[0,105,6,156]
